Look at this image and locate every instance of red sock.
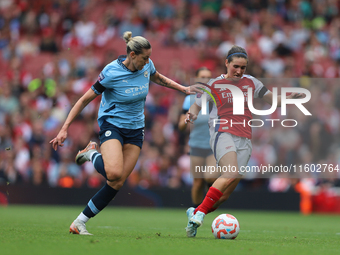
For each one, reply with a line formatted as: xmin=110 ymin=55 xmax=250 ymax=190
xmin=194 ymin=187 xmax=223 ymax=214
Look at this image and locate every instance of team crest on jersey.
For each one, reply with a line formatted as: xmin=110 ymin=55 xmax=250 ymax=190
xmin=144 ymin=71 xmax=148 ymax=77
xmin=98 ymin=72 xmax=105 ymax=82
xmin=242 ymin=85 xmax=249 ymax=90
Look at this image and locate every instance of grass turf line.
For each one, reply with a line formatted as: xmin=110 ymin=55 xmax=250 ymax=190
xmin=0 ymin=205 xmax=339 ymax=255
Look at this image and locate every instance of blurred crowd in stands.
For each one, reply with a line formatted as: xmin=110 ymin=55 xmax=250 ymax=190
xmin=0 ymin=0 xmax=340 ymax=197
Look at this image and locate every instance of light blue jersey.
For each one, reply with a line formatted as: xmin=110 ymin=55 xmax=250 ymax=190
xmin=182 ymin=95 xmax=210 ymax=149
xmin=92 ymin=55 xmax=156 ymax=129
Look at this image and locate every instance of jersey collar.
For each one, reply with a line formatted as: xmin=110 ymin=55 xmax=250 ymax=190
xmin=117 ymin=55 xmax=138 ymax=73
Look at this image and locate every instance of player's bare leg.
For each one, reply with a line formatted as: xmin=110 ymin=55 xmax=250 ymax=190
xmin=186 ymin=151 xmax=239 ymax=237
xmin=70 ymin=141 xmax=140 ymax=235
xmin=190 ymin=155 xmax=206 ymax=205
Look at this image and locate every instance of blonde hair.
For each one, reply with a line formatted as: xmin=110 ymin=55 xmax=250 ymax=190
xmin=123 ymin=31 xmax=151 ymax=55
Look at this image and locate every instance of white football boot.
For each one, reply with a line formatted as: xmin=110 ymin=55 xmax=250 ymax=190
xmin=190 ymin=211 xmax=206 ymax=227
xmin=185 ymin=207 xmax=197 ymax=237
xmin=75 ymin=141 xmax=98 ymax=165
xmin=69 ymin=219 xmax=93 ymax=235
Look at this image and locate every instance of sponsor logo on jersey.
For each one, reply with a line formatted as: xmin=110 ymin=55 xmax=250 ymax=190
xmin=125 ymin=84 xmax=148 ymax=94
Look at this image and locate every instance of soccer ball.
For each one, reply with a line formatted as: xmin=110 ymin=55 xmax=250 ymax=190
xmin=211 ymin=214 xmax=240 ymax=239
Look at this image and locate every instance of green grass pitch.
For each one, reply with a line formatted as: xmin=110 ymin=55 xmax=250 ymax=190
xmin=0 ymin=205 xmax=339 ymax=255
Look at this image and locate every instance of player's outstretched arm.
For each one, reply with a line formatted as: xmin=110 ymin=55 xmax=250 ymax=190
xmin=263 ymin=91 xmax=305 ymax=107
xmin=178 ymin=113 xmax=189 ymax=131
xmin=50 ymin=89 xmax=98 ymax=151
xmin=185 ymin=102 xmax=201 ymax=124
xmin=150 ymin=71 xmax=203 ymax=95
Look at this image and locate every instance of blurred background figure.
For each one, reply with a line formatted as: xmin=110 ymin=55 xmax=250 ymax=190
xmin=178 ymin=67 xmax=218 ymax=207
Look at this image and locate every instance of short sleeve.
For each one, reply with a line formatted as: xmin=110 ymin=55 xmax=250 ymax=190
xmin=91 ymin=81 xmax=106 ymax=95
xmin=149 ymin=59 xmax=156 ymax=76
xmin=182 ymin=95 xmax=191 ymax=111
xmin=97 ymin=65 xmax=114 ymax=89
xmin=195 ymin=88 xmax=213 ymax=107
xmin=253 ymin=77 xmax=269 ymax=98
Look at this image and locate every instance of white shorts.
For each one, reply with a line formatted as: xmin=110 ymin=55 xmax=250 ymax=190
xmin=210 ymin=132 xmax=252 ymax=175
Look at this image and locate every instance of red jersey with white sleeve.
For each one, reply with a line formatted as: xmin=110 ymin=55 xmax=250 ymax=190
xmin=195 ymin=74 xmax=268 ymax=139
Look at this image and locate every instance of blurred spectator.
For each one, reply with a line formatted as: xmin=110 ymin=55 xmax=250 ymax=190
xmin=119 ymin=7 xmax=145 ymax=36
xmin=75 ymin=47 xmax=100 ymax=77
xmin=261 ymin=50 xmax=285 ymax=77
xmin=268 ymin=173 xmax=291 ymax=192
xmin=39 ymin=27 xmax=59 ymax=53
xmin=0 ymin=27 xmax=11 ymax=50
xmin=28 ymin=144 xmax=48 ymax=185
xmin=62 ymin=26 xmax=81 ymax=50
xmin=152 ymin=0 xmax=175 ymax=20
xmin=0 ymin=80 xmax=19 ymax=114
xmin=0 ymin=125 xmax=12 ymax=155
xmin=16 ymin=33 xmax=39 ymax=57
xmin=28 ymin=118 xmax=45 ymax=151
xmin=287 ymin=21 xmax=310 ymax=51
xmin=21 ymin=8 xmax=39 ymax=34
xmin=258 ymin=23 xmax=275 ymax=57
xmin=0 ymin=149 xmax=23 ymax=184
xmin=13 ymin=136 xmax=30 ymax=180
xmin=6 ymin=57 xmax=32 ymax=96
xmin=74 ymin=13 xmax=96 ymax=47
xmin=56 ymin=149 xmax=82 ymax=188
xmin=178 ymin=152 xmax=191 ymax=186
xmin=218 ymin=0 xmax=235 ymax=23
xmin=99 ymin=49 xmax=118 ymax=70
xmin=84 ymin=161 xmax=104 ymax=188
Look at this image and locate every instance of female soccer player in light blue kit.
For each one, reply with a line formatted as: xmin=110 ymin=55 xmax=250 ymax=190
xmin=50 ymin=31 xmax=202 ymax=235
xmin=178 ymin=67 xmax=218 ymax=208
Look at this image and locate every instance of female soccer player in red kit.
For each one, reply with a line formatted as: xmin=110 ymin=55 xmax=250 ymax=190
xmin=184 ymin=45 xmax=304 ymax=237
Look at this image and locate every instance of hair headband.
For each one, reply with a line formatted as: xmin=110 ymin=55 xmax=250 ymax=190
xmin=226 ymin=52 xmax=248 ymax=59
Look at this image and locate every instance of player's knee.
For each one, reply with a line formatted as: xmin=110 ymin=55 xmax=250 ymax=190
xmin=105 ymin=168 xmax=123 ymax=182
xmin=112 ymin=179 xmax=125 ymax=190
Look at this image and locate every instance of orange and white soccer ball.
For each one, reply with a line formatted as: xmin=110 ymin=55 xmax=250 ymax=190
xmin=211 ymin=214 xmax=240 ymax=239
